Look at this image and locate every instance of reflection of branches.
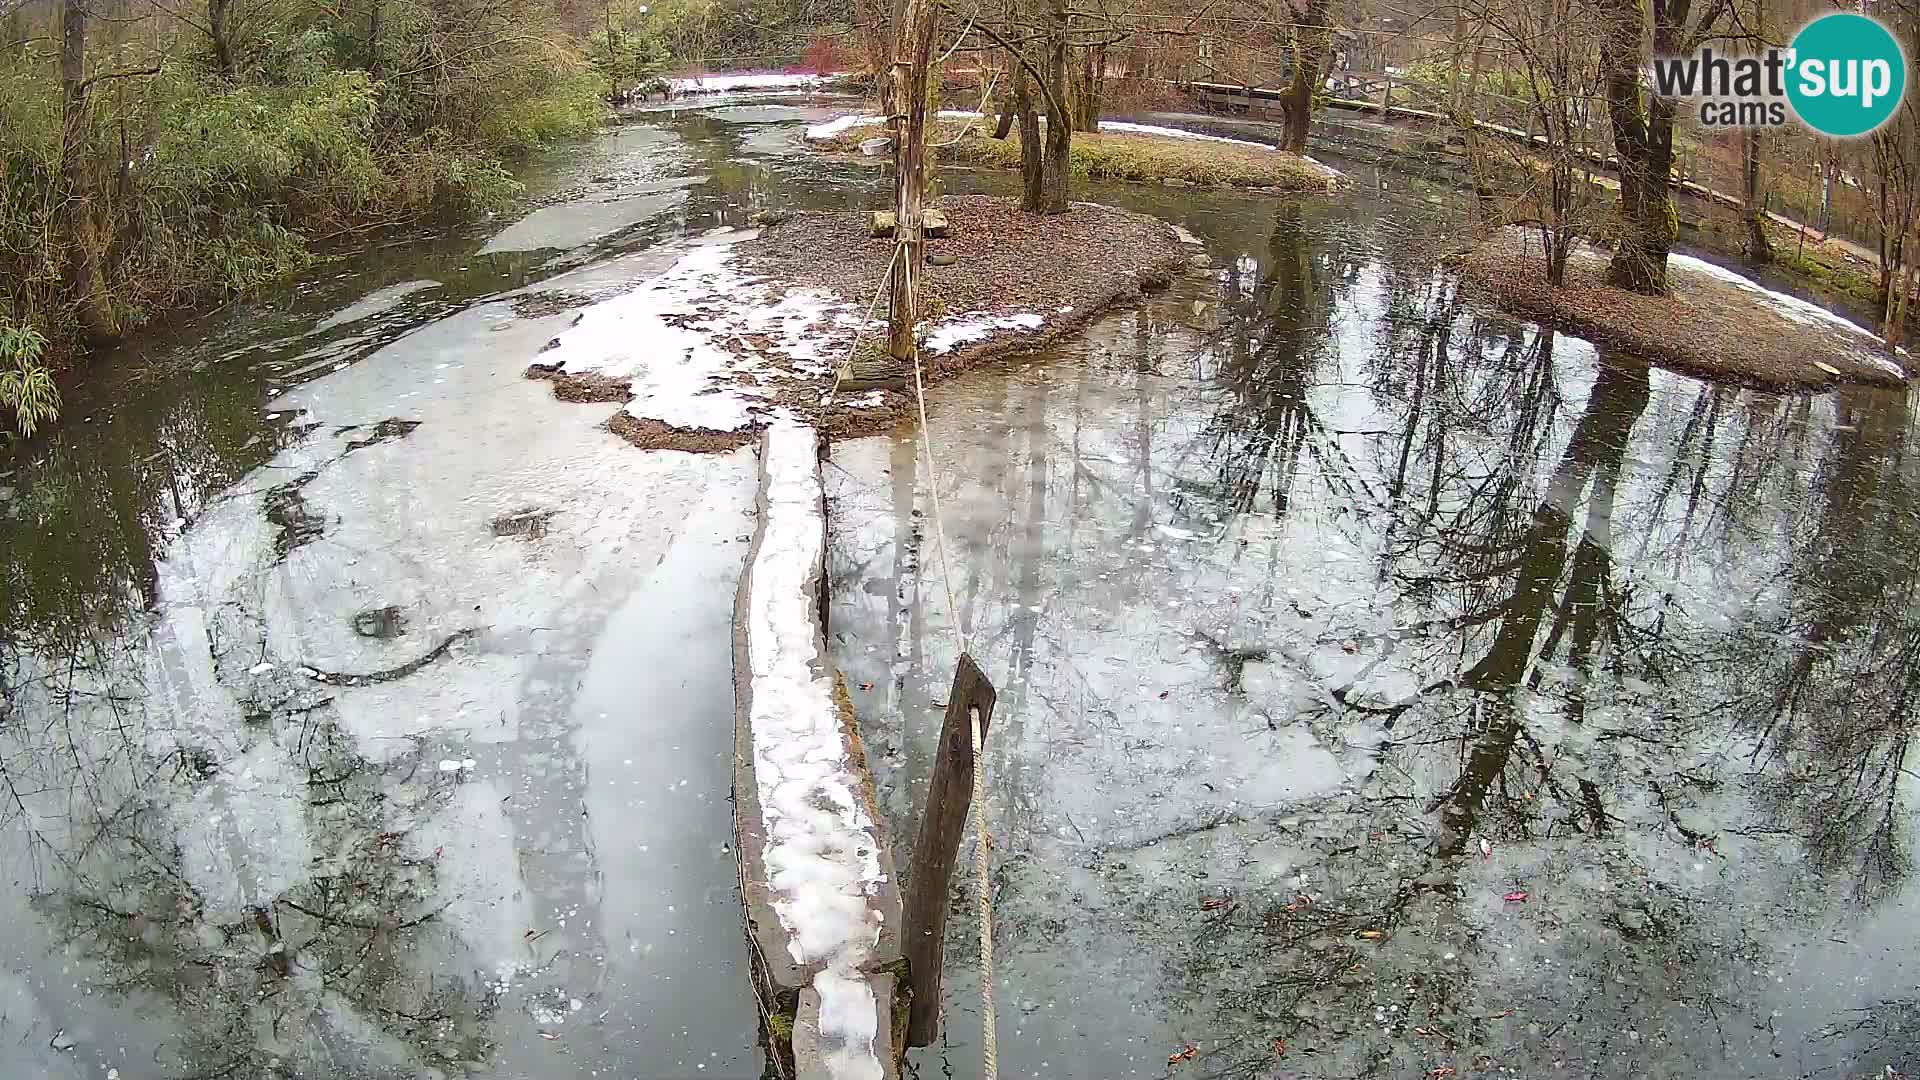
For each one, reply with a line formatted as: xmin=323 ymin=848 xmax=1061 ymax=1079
xmin=1188 ymin=201 xmax=1384 ymax=521
xmin=6 ymin=620 xmax=493 ymax=1077
xmin=1733 ymin=388 xmax=1920 ymax=900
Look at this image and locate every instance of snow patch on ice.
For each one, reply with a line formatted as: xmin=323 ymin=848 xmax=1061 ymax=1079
xmin=747 ymin=419 xmax=887 ymax=1080
xmin=536 ymin=242 xmax=878 ymax=431
xmin=924 ymin=311 xmax=1046 ymax=354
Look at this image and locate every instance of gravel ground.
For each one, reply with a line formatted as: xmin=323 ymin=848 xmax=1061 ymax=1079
xmin=1456 ymin=230 xmax=1909 ymax=389
xmin=742 ymin=195 xmax=1190 ymax=437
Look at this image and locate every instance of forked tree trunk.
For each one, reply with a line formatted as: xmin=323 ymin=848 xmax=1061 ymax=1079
xmin=994 ymin=47 xmax=1017 ymax=138
xmin=1599 ymin=0 xmax=1674 ymax=294
xmin=1071 ymin=44 xmax=1103 ymax=132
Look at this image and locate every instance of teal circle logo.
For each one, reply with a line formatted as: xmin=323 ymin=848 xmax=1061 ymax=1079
xmin=1786 ymin=13 xmax=1907 ymax=137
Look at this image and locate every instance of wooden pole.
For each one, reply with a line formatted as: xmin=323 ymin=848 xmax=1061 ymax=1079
xmin=902 ymin=653 xmax=997 ymax=1048
xmin=887 ymin=0 xmax=936 ymax=364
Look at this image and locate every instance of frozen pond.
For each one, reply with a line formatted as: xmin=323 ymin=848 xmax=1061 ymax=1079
xmin=2 ymin=90 xmax=1912 ymax=1080
xmin=826 ymin=202 xmax=1920 ymax=1079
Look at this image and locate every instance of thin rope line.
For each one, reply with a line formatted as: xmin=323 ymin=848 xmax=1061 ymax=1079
xmin=907 ymin=303 xmax=969 ymax=661
xmin=969 ymin=704 xmax=996 ymax=1080
xmin=826 ymin=244 xmax=905 ymax=404
xmin=906 ymin=285 xmax=993 ymax=1080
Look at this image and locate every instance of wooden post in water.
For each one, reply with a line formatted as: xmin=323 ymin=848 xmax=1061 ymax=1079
xmin=902 ymin=653 xmax=997 ymax=1048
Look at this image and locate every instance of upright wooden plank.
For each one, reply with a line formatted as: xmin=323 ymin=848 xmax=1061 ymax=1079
xmin=901 ymin=653 xmax=997 ymax=1048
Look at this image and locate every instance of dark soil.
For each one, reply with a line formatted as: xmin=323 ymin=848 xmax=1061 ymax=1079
xmin=1456 ymin=230 xmax=1909 ymax=389
xmin=525 ymin=195 xmax=1190 ymax=448
xmin=490 ymin=507 xmax=557 ymax=540
xmin=527 ymin=368 xmax=630 ymax=403
xmin=738 ymin=194 xmax=1187 ymax=438
xmin=607 ymin=413 xmax=757 ymax=453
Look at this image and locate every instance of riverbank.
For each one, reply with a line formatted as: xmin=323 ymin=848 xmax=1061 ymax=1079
xmin=0 ymin=37 xmax=610 ymax=441
xmin=1455 ymin=229 xmax=1908 ymax=389
xmin=808 ymin=116 xmax=1341 ymax=192
xmin=526 ymin=194 xmax=1191 ymax=447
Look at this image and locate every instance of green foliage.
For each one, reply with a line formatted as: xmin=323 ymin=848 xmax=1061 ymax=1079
xmin=590 ymin=12 xmax=672 ymax=98
xmin=0 ymin=319 xmax=58 ymax=438
xmin=0 ymin=0 xmax=615 ymax=380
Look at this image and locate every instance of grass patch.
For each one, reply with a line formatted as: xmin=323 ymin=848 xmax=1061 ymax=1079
xmin=1456 ymin=228 xmax=1907 ymax=389
xmin=817 ymin=120 xmax=1337 ymax=192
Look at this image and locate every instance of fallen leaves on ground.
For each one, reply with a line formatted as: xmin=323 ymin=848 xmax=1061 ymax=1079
xmin=1454 ymin=229 xmax=1907 ymax=390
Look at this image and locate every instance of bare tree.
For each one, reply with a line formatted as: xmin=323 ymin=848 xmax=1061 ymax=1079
xmin=1597 ymin=0 xmax=1732 ymax=295
xmin=1277 ymin=0 xmax=1332 ymax=153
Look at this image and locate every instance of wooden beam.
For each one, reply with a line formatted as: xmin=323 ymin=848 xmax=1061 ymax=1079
xmin=901 ymin=653 xmax=997 ymax=1048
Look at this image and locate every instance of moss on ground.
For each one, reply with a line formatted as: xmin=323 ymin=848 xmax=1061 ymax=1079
xmin=817 ymin=120 xmax=1337 ymax=192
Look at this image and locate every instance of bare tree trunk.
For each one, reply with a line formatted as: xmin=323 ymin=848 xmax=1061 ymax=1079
xmin=1071 ymin=44 xmax=1101 ymax=131
xmin=60 ymin=0 xmax=116 ymax=342
xmin=369 ymin=0 xmax=385 ymax=79
xmin=1448 ymin=2 xmax=1467 ymax=117
xmin=1014 ymin=59 xmax=1043 ymax=210
xmin=1280 ymin=0 xmax=1331 ymax=153
xmin=1743 ymin=128 xmax=1773 ymax=263
xmin=1040 ymin=0 xmax=1071 ymax=212
xmin=870 ymin=0 xmax=903 ymax=116
xmin=994 ymin=45 xmax=1017 ymax=138
xmin=1599 ymin=0 xmax=1673 ymax=294
xmin=1885 ymin=251 xmax=1912 ymax=348
xmin=886 ymin=0 xmax=937 ymax=363
xmin=209 ymin=0 xmax=235 ymax=76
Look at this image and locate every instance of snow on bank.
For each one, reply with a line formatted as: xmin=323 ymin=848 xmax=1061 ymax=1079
xmin=1671 ymin=252 xmax=1908 ymax=380
xmin=925 ymin=311 xmax=1046 ymax=354
xmin=805 ymin=113 xmax=872 ymax=140
xmin=748 ymin=419 xmax=888 ymax=1080
xmin=671 ymin=72 xmax=829 ymax=95
xmin=804 ymin=110 xmax=1343 ymax=178
xmin=535 ymin=236 xmax=877 ymax=431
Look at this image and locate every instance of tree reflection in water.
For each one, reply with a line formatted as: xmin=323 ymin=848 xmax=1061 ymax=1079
xmin=1164 ymin=199 xmax=1920 ymax=1076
